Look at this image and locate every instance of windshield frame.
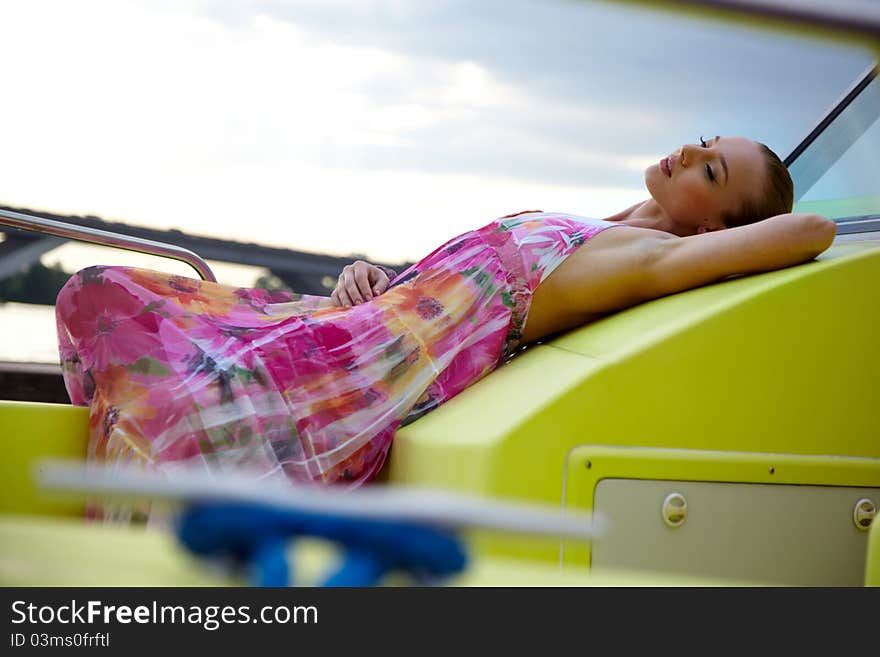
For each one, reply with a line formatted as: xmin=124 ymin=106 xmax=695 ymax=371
xmin=785 ymin=63 xmax=880 ymax=240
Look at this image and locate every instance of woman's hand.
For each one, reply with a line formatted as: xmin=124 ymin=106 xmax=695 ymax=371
xmin=331 ymin=260 xmax=395 ymax=306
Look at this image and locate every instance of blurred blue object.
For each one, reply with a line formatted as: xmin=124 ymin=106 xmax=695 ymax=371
xmin=176 ymin=502 xmax=468 ymax=587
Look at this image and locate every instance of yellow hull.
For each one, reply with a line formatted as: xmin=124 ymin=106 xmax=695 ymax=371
xmin=3 ymin=239 xmax=878 ymax=585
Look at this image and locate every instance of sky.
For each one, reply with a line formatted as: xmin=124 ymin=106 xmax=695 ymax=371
xmin=0 ymin=0 xmax=874 ymax=267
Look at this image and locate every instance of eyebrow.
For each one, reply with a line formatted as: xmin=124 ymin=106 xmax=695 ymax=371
xmin=714 ymin=135 xmax=729 ymax=186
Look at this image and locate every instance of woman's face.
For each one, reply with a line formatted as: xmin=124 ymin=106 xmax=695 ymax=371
xmin=645 ymin=135 xmax=766 ymax=234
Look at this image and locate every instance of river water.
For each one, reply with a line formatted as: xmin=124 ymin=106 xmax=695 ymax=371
xmin=0 ymin=303 xmax=60 ymax=364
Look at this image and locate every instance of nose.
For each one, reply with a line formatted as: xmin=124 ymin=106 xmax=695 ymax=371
xmin=679 ymin=142 xmax=703 ymax=167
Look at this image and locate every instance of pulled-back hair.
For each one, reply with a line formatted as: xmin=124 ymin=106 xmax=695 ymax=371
xmin=722 ymin=143 xmax=793 ymax=228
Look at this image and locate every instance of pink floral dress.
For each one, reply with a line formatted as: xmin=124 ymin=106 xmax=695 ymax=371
xmin=56 ymin=212 xmax=621 ymax=488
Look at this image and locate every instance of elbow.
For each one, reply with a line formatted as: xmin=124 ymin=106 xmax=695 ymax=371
xmin=804 ymin=213 xmax=837 ymax=254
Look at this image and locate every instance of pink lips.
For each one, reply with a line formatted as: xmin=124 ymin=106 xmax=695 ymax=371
xmin=660 ymin=155 xmax=675 ymax=178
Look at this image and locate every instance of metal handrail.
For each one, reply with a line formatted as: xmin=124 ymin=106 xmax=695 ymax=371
xmin=0 ymin=208 xmax=217 ymax=282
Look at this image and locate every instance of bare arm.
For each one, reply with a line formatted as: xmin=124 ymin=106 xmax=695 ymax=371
xmin=643 ymin=213 xmax=837 ymax=299
xmin=473 ymin=213 xmax=834 ymax=344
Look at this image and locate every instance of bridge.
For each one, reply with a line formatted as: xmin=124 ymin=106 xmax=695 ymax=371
xmin=0 ymin=204 xmax=410 ymax=296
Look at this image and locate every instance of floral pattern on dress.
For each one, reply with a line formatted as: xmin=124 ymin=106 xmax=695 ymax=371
xmin=56 ymin=212 xmax=620 ymax=496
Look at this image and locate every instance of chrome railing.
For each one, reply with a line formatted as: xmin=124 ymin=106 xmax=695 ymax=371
xmin=0 ymin=208 xmax=217 ymax=282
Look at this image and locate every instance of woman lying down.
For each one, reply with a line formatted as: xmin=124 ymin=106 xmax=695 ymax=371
xmin=55 ymin=135 xmax=835 ymax=511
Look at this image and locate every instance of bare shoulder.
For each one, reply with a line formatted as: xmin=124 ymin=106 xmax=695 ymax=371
xmin=561 ymin=224 xmax=677 ymax=277
xmin=539 ymin=225 xmax=671 ymax=307
xmin=587 ymin=223 xmax=676 ymax=247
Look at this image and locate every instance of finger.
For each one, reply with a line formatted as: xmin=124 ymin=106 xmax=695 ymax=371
xmin=343 ymin=271 xmax=364 ymax=304
xmin=372 ymin=270 xmax=390 ymax=295
xmin=353 ymin=263 xmax=373 ymax=301
xmin=336 ymin=274 xmax=353 ymax=307
xmin=331 ymin=289 xmax=347 ymax=307
xmin=337 ymin=287 xmax=353 ymax=307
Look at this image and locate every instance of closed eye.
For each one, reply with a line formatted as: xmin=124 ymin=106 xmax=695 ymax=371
xmin=699 ymin=136 xmax=716 ymax=183
xmin=705 ymin=163 xmax=716 ymax=183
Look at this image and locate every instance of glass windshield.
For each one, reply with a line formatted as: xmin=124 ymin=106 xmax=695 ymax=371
xmin=790 ymin=67 xmax=880 ymax=222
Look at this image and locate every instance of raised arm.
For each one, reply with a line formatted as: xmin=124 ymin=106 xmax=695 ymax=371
xmin=644 ymin=213 xmax=837 ymax=299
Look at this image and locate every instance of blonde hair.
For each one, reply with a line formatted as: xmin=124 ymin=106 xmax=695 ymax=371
xmin=722 ymin=143 xmax=794 ymax=228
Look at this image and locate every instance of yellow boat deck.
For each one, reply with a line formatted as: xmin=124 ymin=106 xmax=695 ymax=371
xmin=2 ymin=239 xmax=879 ymax=585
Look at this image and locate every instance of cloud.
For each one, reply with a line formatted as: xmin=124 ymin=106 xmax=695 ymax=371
xmin=0 ymin=0 xmax=873 ymax=264
xmin=196 ymin=0 xmax=873 ymax=162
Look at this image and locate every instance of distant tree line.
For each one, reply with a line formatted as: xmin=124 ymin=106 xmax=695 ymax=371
xmin=0 ymin=263 xmax=301 ymax=305
xmin=0 ymin=263 xmax=73 ymax=305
